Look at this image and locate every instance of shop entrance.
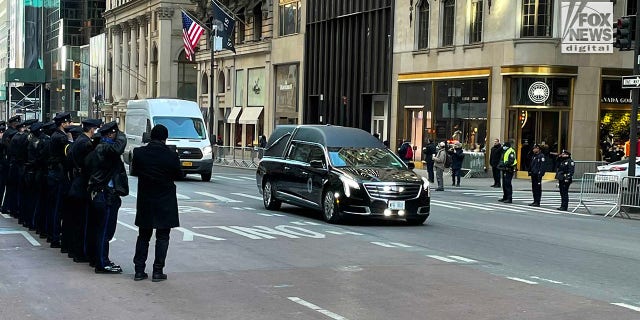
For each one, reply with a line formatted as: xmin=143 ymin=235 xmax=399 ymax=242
xmin=508 ymin=109 xmax=569 ymax=172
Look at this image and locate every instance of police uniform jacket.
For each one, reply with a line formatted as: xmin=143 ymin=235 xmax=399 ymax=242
xmin=85 ymin=132 xmax=129 ymax=196
xmin=67 ymin=134 xmax=95 ymax=199
xmin=555 ymin=157 xmax=575 ymax=182
xmin=130 ymin=140 xmax=182 ymax=229
xmin=48 ymin=129 xmax=69 ymax=166
xmin=10 ymin=132 xmax=29 ymax=164
xmin=528 ymin=153 xmax=546 ymax=177
xmin=3 ymin=127 xmax=18 ymax=160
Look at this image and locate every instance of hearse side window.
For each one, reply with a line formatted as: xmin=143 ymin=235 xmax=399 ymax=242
xmin=288 ymin=143 xmax=311 ymax=163
xmin=308 ymin=145 xmax=326 ymax=168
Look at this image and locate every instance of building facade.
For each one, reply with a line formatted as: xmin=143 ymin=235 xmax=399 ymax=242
xmin=393 ymin=0 xmax=635 ymax=170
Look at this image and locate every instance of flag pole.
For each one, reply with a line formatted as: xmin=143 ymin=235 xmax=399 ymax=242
xmin=209 ymin=26 xmax=217 ymax=144
xmin=179 ymin=7 xmax=212 ymax=32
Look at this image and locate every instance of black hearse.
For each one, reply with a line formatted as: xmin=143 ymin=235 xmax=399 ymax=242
xmin=256 ymin=125 xmax=430 ymax=225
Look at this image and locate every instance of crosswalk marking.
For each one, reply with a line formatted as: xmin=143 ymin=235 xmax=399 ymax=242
xmin=231 ymin=192 xmax=264 ymax=200
xmin=176 ymin=193 xmax=190 ymax=200
xmin=448 ymin=255 xmax=478 ymax=263
xmin=429 ymin=200 xmax=462 ymax=209
xmin=371 ymin=241 xmax=412 ymax=248
xmin=291 ymin=221 xmax=321 ymax=226
xmin=1 ymin=213 xmax=10 ymax=219
xmin=239 ymin=176 xmax=255 ymax=181
xmin=427 ymin=255 xmax=477 ymax=263
xmin=215 ymin=175 xmax=244 ymax=181
xmin=611 ymin=303 xmax=640 ymax=312
xmin=507 ymin=277 xmax=538 ymax=285
xmin=459 ymin=201 xmax=525 ymax=213
xmin=427 ymin=255 xmax=457 ymax=263
xmin=117 ymin=221 xmax=138 ymax=231
xmin=194 ymin=192 xmax=242 ymax=203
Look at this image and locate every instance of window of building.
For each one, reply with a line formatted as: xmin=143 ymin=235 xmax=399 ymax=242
xmin=202 ymin=73 xmax=208 ymax=94
xmin=509 ymin=77 xmax=571 ymax=107
xmin=236 ymin=11 xmax=245 ymax=44
xmin=417 ymin=0 xmax=429 ymax=49
xmin=218 ymin=70 xmax=225 ymax=94
xmin=441 ymin=0 xmax=455 ymax=46
xmin=253 ymin=3 xmax=263 ymax=41
xmin=521 ymin=0 xmax=553 ymax=37
xmin=279 ymin=0 xmax=301 ymax=36
xmin=177 ymin=50 xmax=197 ymax=101
xmin=469 ymin=0 xmax=483 ymax=43
xmin=628 ymin=0 xmax=637 ymax=15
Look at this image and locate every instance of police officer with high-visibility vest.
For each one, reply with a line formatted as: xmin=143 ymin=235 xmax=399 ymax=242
xmin=498 ymin=140 xmax=517 ymax=203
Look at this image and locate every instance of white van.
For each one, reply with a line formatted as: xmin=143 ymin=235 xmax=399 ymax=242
xmin=125 ymin=98 xmax=213 ymax=181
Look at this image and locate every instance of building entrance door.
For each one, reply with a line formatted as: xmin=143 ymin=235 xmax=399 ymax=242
xmin=508 ymin=109 xmax=569 ymax=172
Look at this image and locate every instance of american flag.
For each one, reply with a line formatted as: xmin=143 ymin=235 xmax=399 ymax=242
xmin=181 ymin=11 xmax=205 ymax=61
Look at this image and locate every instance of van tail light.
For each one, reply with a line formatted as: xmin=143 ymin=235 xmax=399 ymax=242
xmin=610 ymin=166 xmax=626 ymax=171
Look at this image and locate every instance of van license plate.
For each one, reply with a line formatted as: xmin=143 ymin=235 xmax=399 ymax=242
xmin=182 ymin=162 xmax=193 ymax=167
xmin=389 ymin=201 xmax=405 ymax=210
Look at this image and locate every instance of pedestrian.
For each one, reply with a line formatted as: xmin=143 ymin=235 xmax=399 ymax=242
xmin=9 ymin=119 xmax=33 ymax=225
xmin=498 ymin=140 xmax=517 ymax=203
xmin=432 ymin=141 xmax=447 ymax=191
xmin=15 ymin=119 xmax=38 ymax=228
xmin=449 ymin=142 xmax=465 ymax=187
xmin=373 ymin=132 xmax=380 ymax=140
xmin=528 ymin=144 xmax=546 ymax=207
xmin=555 ymin=150 xmax=575 ymax=211
xmin=130 ymin=125 xmax=182 ymax=282
xmin=47 ymin=112 xmax=73 ymax=250
xmin=86 ymin=121 xmax=128 ymax=274
xmin=66 ymin=119 xmax=102 ymax=263
xmin=1 ymin=115 xmax=20 ymax=216
xmin=422 ymin=139 xmax=436 ymax=183
xmin=36 ymin=122 xmax=56 ymax=239
xmin=489 ymin=138 xmax=502 ymax=188
xmin=398 ymin=139 xmax=413 ymax=163
xmin=26 ymin=122 xmax=47 ymax=235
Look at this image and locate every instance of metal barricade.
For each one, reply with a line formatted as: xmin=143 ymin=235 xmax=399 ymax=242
xmin=213 ymin=145 xmax=261 ymax=169
xmin=616 ymin=176 xmax=640 ymax=219
xmin=572 ymin=161 xmax=607 ymax=180
xmin=462 ymin=151 xmax=486 ymax=178
xmin=572 ymin=173 xmax=621 ymax=216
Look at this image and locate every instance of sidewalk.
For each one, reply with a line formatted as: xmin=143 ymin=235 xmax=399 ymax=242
xmin=413 ymin=169 xmax=581 ymax=193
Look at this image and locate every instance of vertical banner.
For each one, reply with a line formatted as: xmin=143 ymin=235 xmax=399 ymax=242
xmin=212 ymin=0 xmax=236 ymax=53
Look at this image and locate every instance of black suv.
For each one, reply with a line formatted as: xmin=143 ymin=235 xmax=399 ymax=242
xmin=256 ymin=125 xmax=431 ymax=225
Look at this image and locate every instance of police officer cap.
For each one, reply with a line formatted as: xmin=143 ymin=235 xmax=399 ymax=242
xmin=30 ymin=122 xmax=44 ymax=133
xmin=54 ymin=112 xmax=72 ymax=124
xmin=44 ymin=121 xmax=56 ymax=131
xmin=81 ymin=118 xmax=102 ymax=129
xmin=532 ymin=144 xmax=541 ymax=149
xmin=22 ymin=119 xmax=38 ymax=127
xmin=561 ymin=149 xmax=571 ymax=156
xmin=69 ymin=125 xmax=83 ymax=135
xmin=0 ymin=121 xmax=5 ymax=127
xmin=8 ymin=115 xmax=21 ymax=123
xmin=98 ymin=121 xmax=119 ymax=134
xmin=0 ymin=125 xmax=6 ymax=133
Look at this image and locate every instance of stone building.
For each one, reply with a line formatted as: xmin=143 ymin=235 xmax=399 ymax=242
xmin=392 ymin=0 xmax=635 ymax=171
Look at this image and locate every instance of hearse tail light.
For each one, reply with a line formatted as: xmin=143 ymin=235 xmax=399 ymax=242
xmin=339 ymin=175 xmax=360 ymax=197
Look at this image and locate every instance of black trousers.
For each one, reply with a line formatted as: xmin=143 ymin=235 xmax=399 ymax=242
xmin=426 ymin=161 xmax=435 ymax=183
xmin=68 ymin=196 xmax=89 ymax=258
xmin=47 ymin=168 xmax=67 ymax=244
xmin=92 ymin=190 xmax=121 ymax=269
xmin=502 ymin=170 xmax=514 ymax=200
xmin=133 ymin=228 xmax=171 ymax=273
xmin=491 ymin=166 xmax=501 ymax=186
xmin=531 ymin=175 xmax=543 ymax=204
xmin=559 ymin=180 xmax=571 ymax=209
xmin=0 ymin=161 xmax=7 ymax=211
xmin=4 ymin=162 xmax=18 ymax=216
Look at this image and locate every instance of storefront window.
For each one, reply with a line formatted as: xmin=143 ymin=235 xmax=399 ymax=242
xmin=397 ymin=82 xmax=432 ymax=158
xmin=279 ymin=0 xmax=301 ymax=36
xmin=275 ymin=63 xmax=299 ymax=124
xmin=510 ymin=77 xmax=571 ymax=107
xmin=600 ymin=110 xmax=640 ymax=162
xmin=434 ymin=79 xmax=488 ymax=151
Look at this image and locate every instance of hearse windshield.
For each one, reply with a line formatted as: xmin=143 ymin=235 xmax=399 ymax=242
xmin=153 ymin=117 xmax=207 ymax=139
xmin=328 ymin=147 xmax=405 ymax=169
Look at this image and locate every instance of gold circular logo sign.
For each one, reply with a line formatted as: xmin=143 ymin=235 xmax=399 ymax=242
xmin=528 ymin=81 xmax=550 ymax=104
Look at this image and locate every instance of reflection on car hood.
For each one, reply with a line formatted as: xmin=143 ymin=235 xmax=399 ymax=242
xmin=340 ymin=167 xmax=421 ymax=183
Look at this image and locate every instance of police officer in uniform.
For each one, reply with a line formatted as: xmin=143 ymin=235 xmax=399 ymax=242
xmin=86 ymin=121 xmax=128 ymax=274
xmin=498 ymin=140 xmax=517 ymax=203
xmin=528 ymin=144 xmax=546 ymax=207
xmin=556 ymin=150 xmax=575 ymax=211
xmin=25 ymin=122 xmax=45 ymax=230
xmin=12 ymin=119 xmax=37 ymax=227
xmin=67 ymin=119 xmax=102 ymax=263
xmin=47 ymin=112 xmax=73 ymax=248
xmin=2 ymin=115 xmax=21 ymax=215
xmin=0 ymin=121 xmax=7 ymax=208
xmin=37 ymin=121 xmax=56 ymax=238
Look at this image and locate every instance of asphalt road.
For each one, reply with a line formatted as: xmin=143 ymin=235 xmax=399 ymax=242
xmin=1 ymin=166 xmax=639 ymax=319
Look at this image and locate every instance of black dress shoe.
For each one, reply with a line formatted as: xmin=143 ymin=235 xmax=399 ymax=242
xmin=498 ymin=198 xmax=505 ymax=202
xmin=89 ymin=261 xmax=96 ymax=268
xmin=493 ymin=185 xmax=501 ymax=188
xmin=556 ymin=207 xmax=568 ymax=211
xmin=152 ymin=273 xmax=167 ymax=282
xmin=73 ymin=256 xmax=89 ymax=263
xmin=503 ymin=200 xmax=512 ymax=203
xmin=60 ymin=247 xmax=69 ymax=254
xmin=528 ymin=202 xmax=540 ymax=207
xmin=95 ymin=265 xmax=123 ymax=274
xmin=50 ymin=241 xmax=61 ymax=248
xmin=134 ymin=272 xmax=149 ymax=281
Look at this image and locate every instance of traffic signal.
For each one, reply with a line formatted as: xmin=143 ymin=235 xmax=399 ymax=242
xmin=616 ymin=16 xmax=635 ymax=51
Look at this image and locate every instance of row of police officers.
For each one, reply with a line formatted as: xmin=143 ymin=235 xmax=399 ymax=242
xmin=0 ymin=113 xmax=128 ymax=274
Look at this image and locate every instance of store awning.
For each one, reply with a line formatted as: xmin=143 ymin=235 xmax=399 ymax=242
xmin=225 ymin=106 xmax=242 ymax=123
xmin=238 ymin=107 xmax=264 ymax=124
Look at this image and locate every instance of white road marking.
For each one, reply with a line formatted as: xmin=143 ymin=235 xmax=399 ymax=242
xmin=325 ymin=231 xmax=364 ymax=236
xmin=178 ymin=206 xmax=214 ymax=214
xmin=0 ymin=230 xmax=40 ymax=246
xmin=231 ymin=192 xmax=264 ymax=200
xmin=389 ymin=242 xmax=412 ymax=248
xmin=215 ymin=175 xmax=244 ymax=181
xmin=427 ymin=255 xmax=457 ymax=263
xmin=194 ymin=192 xmax=242 ymax=203
xmin=291 ymin=221 xmax=321 ymax=226
xmin=433 ymin=200 xmax=492 ymax=211
xmin=117 ymin=221 xmax=138 ymax=231
xmin=507 ymin=277 xmax=538 ymax=284
xmin=611 ymin=303 xmax=640 ymax=312
xmin=109 ymin=238 xmax=116 ymax=243
xmin=448 ymin=255 xmax=478 ymax=263
xmin=456 ymin=201 xmax=524 ymax=213
xmin=239 ymin=176 xmax=255 ymax=180
xmin=176 ymin=193 xmax=190 ymax=200
xmin=429 ymin=200 xmax=462 ymax=209
xmin=287 ymin=297 xmax=350 ymax=320
xmin=1 ymin=213 xmax=10 ymax=219
xmin=371 ymin=242 xmax=396 ymax=248
xmin=127 ymin=190 xmax=137 ymax=198
xmin=529 ymin=276 xmax=564 ymax=284
xmin=174 ymin=227 xmax=226 ymax=241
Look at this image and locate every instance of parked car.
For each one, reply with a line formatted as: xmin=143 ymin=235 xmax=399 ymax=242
xmin=256 ymin=125 xmax=431 ymax=225
xmin=595 ymin=159 xmax=640 ymax=190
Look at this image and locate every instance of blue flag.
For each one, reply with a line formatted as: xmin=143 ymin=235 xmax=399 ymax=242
xmin=212 ymin=0 xmax=236 ymax=53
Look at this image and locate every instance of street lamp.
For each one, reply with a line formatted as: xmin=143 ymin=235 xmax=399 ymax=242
xmin=67 ymin=59 xmax=101 ymax=119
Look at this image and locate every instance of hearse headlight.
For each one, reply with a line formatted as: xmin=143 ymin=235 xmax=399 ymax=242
xmin=339 ymin=175 xmax=360 ymax=197
xmin=203 ymin=146 xmax=213 ymax=155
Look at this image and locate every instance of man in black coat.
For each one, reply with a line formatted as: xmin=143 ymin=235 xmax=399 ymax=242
xmin=66 ymin=119 xmax=102 ymax=263
xmin=422 ymin=139 xmax=436 ymax=183
xmin=26 ymin=122 xmax=48 ymax=234
xmin=489 ymin=138 xmax=503 ymax=188
xmin=130 ymin=124 xmax=182 ymax=282
xmin=528 ymin=144 xmax=546 ymax=207
xmin=86 ymin=121 xmax=128 ymax=274
xmin=2 ymin=115 xmax=20 ymax=215
xmin=47 ymin=112 xmax=73 ymax=249
xmin=0 ymin=121 xmax=7 ymax=210
xmin=12 ymin=119 xmax=37 ymax=227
